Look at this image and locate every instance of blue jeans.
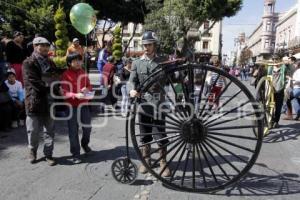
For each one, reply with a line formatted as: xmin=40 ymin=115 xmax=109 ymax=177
xmin=121 ymin=84 xmax=129 ymax=114
xmin=292 ymin=88 xmax=300 ymax=116
xmin=67 ymin=106 xmax=91 ymax=156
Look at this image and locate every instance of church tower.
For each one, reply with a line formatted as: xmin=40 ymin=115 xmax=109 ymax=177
xmin=261 ymin=0 xmax=278 ymax=57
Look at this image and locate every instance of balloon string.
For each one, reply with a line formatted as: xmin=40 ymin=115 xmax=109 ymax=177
xmin=85 ymin=34 xmax=88 ymax=87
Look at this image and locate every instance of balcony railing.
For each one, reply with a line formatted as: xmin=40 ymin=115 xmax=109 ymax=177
xmin=196 ymin=49 xmax=212 ymax=54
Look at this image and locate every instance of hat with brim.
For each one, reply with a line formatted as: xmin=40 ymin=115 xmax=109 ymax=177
xmin=142 ymin=39 xmax=157 ymax=45
xmin=33 ymin=37 xmax=50 ymax=45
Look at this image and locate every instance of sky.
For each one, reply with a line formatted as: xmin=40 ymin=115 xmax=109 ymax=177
xmin=222 ymin=0 xmax=298 ymax=55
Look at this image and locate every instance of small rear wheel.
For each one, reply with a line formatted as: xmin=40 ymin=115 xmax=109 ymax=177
xmin=111 ymin=158 xmax=138 ymax=185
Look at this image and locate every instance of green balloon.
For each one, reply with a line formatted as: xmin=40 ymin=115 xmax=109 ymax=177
xmin=70 ymin=3 xmax=96 ymax=35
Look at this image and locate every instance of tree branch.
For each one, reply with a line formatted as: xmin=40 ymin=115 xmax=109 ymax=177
xmin=123 ymin=23 xmax=137 ymax=55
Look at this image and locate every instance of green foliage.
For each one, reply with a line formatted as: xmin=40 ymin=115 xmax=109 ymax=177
xmin=0 ymin=0 xmax=57 ymax=39
xmin=144 ymin=0 xmax=242 ymax=54
xmin=113 ymin=50 xmax=122 ymax=60
xmin=52 ymin=56 xmax=67 ymax=68
xmin=0 ymin=0 xmax=81 ymax=40
xmin=54 ymin=5 xmax=69 ymax=58
xmin=112 ymin=25 xmax=123 ymax=60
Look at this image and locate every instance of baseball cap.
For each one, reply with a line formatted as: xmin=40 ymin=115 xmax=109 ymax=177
xmin=32 ymin=37 xmax=50 ymax=45
xmin=7 ymin=68 xmax=16 ymax=76
xmin=73 ymin=38 xmax=79 ymax=43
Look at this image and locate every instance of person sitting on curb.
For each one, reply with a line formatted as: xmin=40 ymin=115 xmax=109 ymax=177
xmin=5 ymin=68 xmax=25 ymax=128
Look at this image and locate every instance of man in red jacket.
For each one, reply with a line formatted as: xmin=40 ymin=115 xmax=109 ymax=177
xmin=61 ymin=52 xmax=93 ymax=164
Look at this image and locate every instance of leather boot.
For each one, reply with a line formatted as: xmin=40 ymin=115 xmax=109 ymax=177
xmin=159 ymin=147 xmax=171 ymax=177
xmin=139 ymin=144 xmax=151 ymax=174
xmin=283 ymin=107 xmax=293 ymax=120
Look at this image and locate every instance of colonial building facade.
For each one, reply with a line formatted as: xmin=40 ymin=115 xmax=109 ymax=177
xmin=236 ymin=0 xmax=300 ymax=64
xmin=195 ymin=21 xmax=223 ymax=62
xmin=96 ymin=20 xmax=222 ymax=59
xmin=245 ymin=0 xmax=279 ymax=62
xmin=275 ymin=0 xmax=300 ymax=57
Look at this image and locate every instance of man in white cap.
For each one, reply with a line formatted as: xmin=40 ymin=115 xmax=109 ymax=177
xmin=66 ymin=38 xmax=84 ymax=59
xmin=22 ymin=37 xmax=57 ymax=166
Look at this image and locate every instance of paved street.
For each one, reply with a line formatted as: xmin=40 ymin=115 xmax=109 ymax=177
xmin=1 ymin=75 xmax=300 ymax=200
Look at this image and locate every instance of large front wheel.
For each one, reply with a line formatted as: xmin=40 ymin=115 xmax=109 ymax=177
xmin=129 ymin=63 xmax=264 ymax=193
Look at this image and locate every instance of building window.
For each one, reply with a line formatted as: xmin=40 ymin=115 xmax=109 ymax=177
xmin=123 ymin=40 xmax=128 ymax=47
xmin=264 ymin=39 xmax=270 ymax=48
xmin=272 ymin=40 xmax=275 ymax=48
xmin=134 ymin=40 xmax=139 ymax=49
xmin=202 ymin=41 xmax=209 ymax=49
xmin=266 ymin=21 xmax=271 ymax=31
xmin=204 ymin=21 xmax=210 ymax=29
xmin=268 ymin=3 xmax=273 ymax=13
xmin=123 ymin=24 xmax=128 ymax=31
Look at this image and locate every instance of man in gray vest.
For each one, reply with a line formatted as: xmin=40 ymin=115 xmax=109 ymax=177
xmin=128 ymin=31 xmax=171 ymax=177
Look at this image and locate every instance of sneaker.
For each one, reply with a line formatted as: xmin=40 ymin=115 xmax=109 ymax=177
xmin=12 ymin=121 xmax=18 ymax=128
xmin=29 ymin=149 xmax=37 ymax=164
xmin=45 ymin=156 xmax=56 ymax=166
xmin=82 ymin=145 xmax=92 ymax=154
xmin=19 ymin=120 xmax=25 ymax=126
xmin=70 ymin=156 xmax=82 ymax=164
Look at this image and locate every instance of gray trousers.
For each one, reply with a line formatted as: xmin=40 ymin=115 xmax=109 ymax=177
xmin=26 ymin=115 xmax=55 ymax=157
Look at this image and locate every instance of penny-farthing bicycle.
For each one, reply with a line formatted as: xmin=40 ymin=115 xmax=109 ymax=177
xmin=111 ymin=61 xmax=264 ymax=193
xmin=255 ymin=74 xmax=275 ymax=136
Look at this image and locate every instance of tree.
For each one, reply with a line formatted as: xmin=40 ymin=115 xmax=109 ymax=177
xmin=54 ymin=5 xmax=69 ymax=57
xmin=87 ymin=0 xmax=147 ymax=24
xmin=53 ymin=5 xmax=69 ymax=68
xmin=0 ymin=0 xmax=80 ymax=41
xmin=0 ymin=0 xmax=54 ymax=39
xmin=112 ymin=25 xmax=122 ymax=61
xmin=143 ymin=0 xmax=242 ymax=55
xmin=239 ymin=48 xmax=253 ymax=66
xmin=143 ymin=1 xmax=176 ymax=54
